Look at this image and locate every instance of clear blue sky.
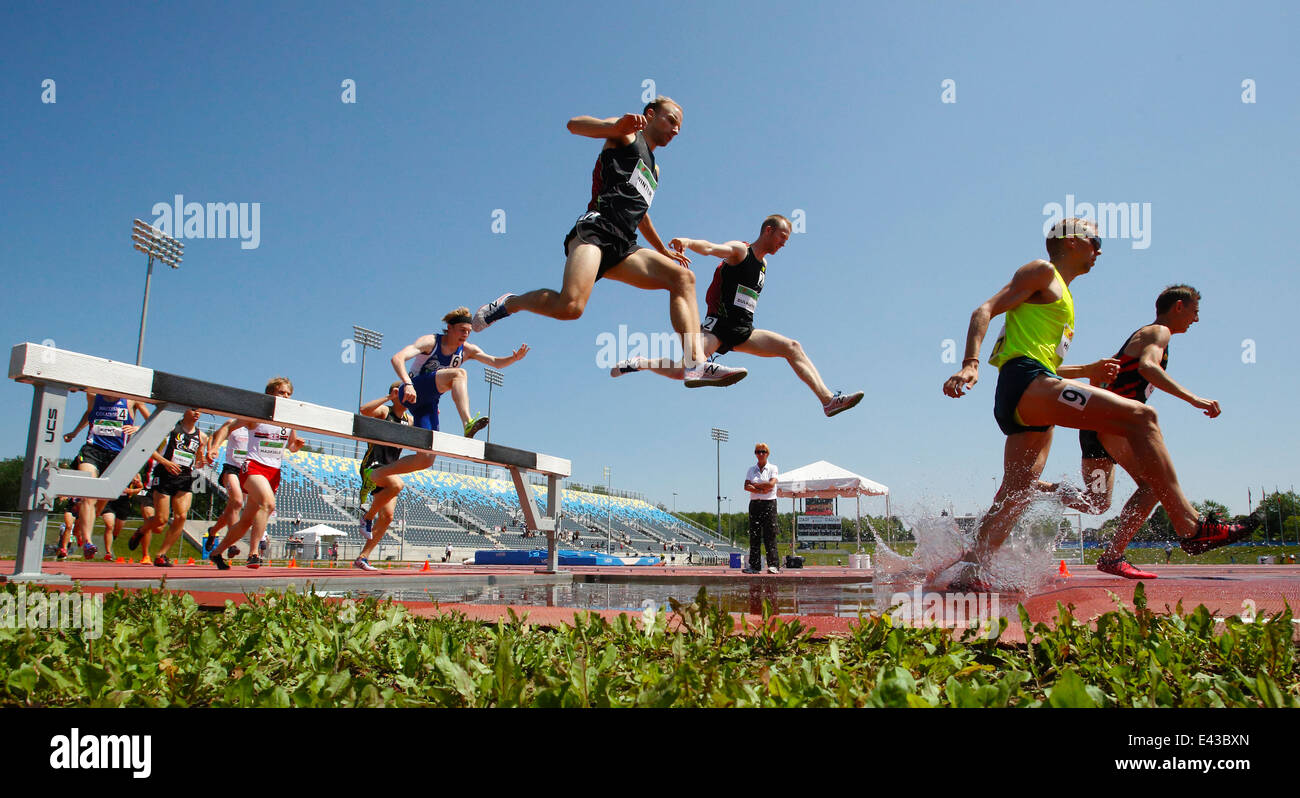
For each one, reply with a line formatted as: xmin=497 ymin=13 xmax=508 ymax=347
xmin=2 ymin=1 xmax=1296 ymax=523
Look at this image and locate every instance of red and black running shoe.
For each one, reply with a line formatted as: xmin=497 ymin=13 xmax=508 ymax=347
xmin=1096 ymin=557 xmax=1158 ymax=579
xmin=1179 ymin=510 xmax=1262 ymax=555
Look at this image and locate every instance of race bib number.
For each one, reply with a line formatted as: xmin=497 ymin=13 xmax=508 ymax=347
xmin=989 ymin=324 xmax=1007 ymax=361
xmin=92 ymin=420 xmax=123 ymax=438
xmin=1055 ymin=326 xmax=1075 ymax=361
xmin=173 ymin=449 xmax=195 ymax=469
xmin=629 ymin=159 xmax=657 ymax=206
xmin=733 ymin=285 xmax=759 ymax=313
xmin=702 ymin=316 xmax=718 ymax=332
xmin=1057 ymin=385 xmax=1091 ymax=410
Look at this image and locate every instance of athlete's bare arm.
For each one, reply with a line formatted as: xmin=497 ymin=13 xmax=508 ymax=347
xmin=943 ymin=260 xmax=1056 ymax=397
xmin=670 ymin=238 xmax=748 ymax=264
xmin=1128 ymin=325 xmax=1220 ymax=416
xmin=639 ymin=215 xmax=691 ymax=268
xmin=567 ymin=114 xmax=643 ymax=145
xmin=287 ymin=430 xmax=305 ymax=453
xmin=463 ymin=342 xmax=530 ymax=369
xmin=390 ymin=337 xmax=435 ymax=404
xmin=1056 ymin=359 xmax=1122 ymax=382
xmin=63 ymin=394 xmax=95 ymax=442
xmin=360 ymin=395 xmax=395 ymax=419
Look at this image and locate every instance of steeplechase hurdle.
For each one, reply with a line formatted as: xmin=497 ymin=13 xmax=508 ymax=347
xmin=6 ymin=342 xmax=571 ymax=582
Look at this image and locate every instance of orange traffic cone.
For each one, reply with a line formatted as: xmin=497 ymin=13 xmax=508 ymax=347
xmin=288 ymin=558 xmax=297 ymax=568
xmin=420 ymin=560 xmax=430 ymax=572
xmin=116 ymin=556 xmax=126 ymax=564
xmin=1059 ymin=559 xmax=1072 ymax=577
xmin=186 ymin=557 xmax=195 ymax=566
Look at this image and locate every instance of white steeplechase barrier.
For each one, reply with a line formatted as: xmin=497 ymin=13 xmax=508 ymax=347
xmin=6 ymin=343 xmax=571 ymax=581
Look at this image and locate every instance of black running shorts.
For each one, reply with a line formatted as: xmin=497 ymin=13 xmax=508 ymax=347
xmin=564 ymin=213 xmax=640 ymax=279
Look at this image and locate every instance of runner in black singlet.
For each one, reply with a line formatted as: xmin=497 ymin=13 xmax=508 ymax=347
xmin=470 ymin=97 xmax=745 ymax=388
xmin=609 ymin=215 xmax=864 ymax=416
xmin=1037 ymin=285 xmax=1225 ymax=578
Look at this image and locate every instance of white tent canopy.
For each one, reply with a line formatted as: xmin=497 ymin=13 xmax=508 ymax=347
xmin=774 ymin=460 xmax=890 ymax=556
xmin=775 ymin=460 xmax=888 ymax=499
xmin=299 ymin=523 xmax=347 ymax=539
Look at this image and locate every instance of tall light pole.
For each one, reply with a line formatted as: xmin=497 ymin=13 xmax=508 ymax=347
xmin=484 ymin=368 xmax=504 ymax=443
xmin=711 ymin=427 xmax=728 ymax=539
xmin=724 ymin=496 xmax=733 ymax=545
xmin=351 ymin=325 xmax=384 ymax=458
xmin=603 ymin=465 xmax=612 ymax=554
xmin=672 ymin=491 xmax=678 ymax=513
xmin=131 ymin=219 xmax=183 ymax=365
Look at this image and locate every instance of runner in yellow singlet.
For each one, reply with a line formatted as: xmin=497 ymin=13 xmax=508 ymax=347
xmin=938 ymin=217 xmax=1260 ymax=589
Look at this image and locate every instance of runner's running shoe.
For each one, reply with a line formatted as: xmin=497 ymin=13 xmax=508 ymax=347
xmin=472 ymin=294 xmax=515 ymax=332
xmin=1179 ymin=510 xmax=1262 ymax=555
xmin=211 ymin=551 xmax=230 ymax=571
xmin=610 ymin=358 xmax=648 ymax=377
xmin=127 ymin=531 xmax=143 ymax=550
xmin=246 ymin=554 xmax=262 ymax=569
xmin=353 ymin=557 xmax=377 ymax=572
xmin=153 ymin=555 xmax=173 ymax=568
xmin=82 ymin=542 xmax=97 ymax=559
xmin=1096 ymin=557 xmax=1157 ymax=579
xmin=359 ymin=518 xmax=373 ymax=540
xmin=823 ymin=390 xmax=865 ymax=417
xmin=464 ymin=414 xmax=489 ymax=438
xmin=55 ymin=548 xmax=68 ymax=561
xmin=683 ymin=362 xmax=747 ymax=388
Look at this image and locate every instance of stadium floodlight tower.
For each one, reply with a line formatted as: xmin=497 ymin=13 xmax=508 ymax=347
xmin=351 ymin=325 xmax=384 ymax=457
xmin=131 ymin=219 xmax=184 ymax=366
xmin=710 ymin=427 xmax=728 ymax=539
xmin=484 ymin=367 xmax=504 ymax=443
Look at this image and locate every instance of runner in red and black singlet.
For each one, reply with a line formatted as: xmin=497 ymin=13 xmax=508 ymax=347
xmin=1037 ymin=284 xmax=1233 ymax=579
xmin=470 ymin=97 xmax=745 ymax=388
xmin=610 ymin=215 xmax=864 ymax=417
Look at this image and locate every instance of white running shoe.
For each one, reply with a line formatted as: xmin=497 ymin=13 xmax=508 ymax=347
xmin=767 ymin=566 xmax=781 ymax=574
xmin=610 ymin=358 xmax=648 ymax=377
xmin=352 ymin=557 xmax=377 ymax=572
xmin=683 ymin=362 xmax=747 ymax=388
xmin=359 ymin=518 xmax=372 ymax=540
xmin=472 ymin=293 xmax=516 ymax=332
xmin=823 ymin=390 xmax=865 ymax=417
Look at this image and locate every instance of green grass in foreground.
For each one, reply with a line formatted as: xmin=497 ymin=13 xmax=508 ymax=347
xmin=1 ymin=584 xmax=1295 ymax=707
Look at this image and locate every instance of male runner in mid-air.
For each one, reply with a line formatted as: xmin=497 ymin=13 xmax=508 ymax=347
xmin=609 ymin=214 xmax=865 ymax=416
xmin=937 ymin=218 xmax=1257 ymax=589
xmin=362 ymin=309 xmax=528 ymax=504
xmin=471 ymin=96 xmax=746 ymax=388
xmin=1036 ymin=285 xmax=1222 ymax=579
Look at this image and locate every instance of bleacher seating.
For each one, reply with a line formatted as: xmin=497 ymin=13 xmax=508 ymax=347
xmin=199 ymin=443 xmax=744 ymax=555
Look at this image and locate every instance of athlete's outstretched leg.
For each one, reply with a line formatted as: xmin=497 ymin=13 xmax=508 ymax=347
xmin=487 ymin=244 xmax=603 ymax=321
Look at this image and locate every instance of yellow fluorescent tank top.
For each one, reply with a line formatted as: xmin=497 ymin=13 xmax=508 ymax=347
xmin=988 ymin=265 xmax=1075 ymax=372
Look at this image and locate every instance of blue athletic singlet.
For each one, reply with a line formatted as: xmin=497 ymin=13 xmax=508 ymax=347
xmin=87 ymin=395 xmax=131 ymax=452
xmin=407 ymin=334 xmax=465 ymax=431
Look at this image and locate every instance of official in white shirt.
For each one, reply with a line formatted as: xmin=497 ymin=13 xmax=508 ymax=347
xmin=744 ymin=443 xmax=781 ymax=573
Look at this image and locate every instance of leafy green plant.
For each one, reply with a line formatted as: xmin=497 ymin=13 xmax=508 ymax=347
xmin=0 ymin=583 xmax=1294 ymax=707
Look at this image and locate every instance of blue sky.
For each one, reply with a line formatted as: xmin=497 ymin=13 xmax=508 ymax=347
xmin=2 ymin=1 xmax=1296 ymax=522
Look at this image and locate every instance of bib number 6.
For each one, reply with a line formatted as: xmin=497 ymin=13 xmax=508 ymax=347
xmin=1057 ymin=385 xmax=1091 ymax=410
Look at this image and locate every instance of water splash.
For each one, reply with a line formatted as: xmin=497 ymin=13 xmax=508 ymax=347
xmin=873 ymin=494 xmax=1073 ymax=610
